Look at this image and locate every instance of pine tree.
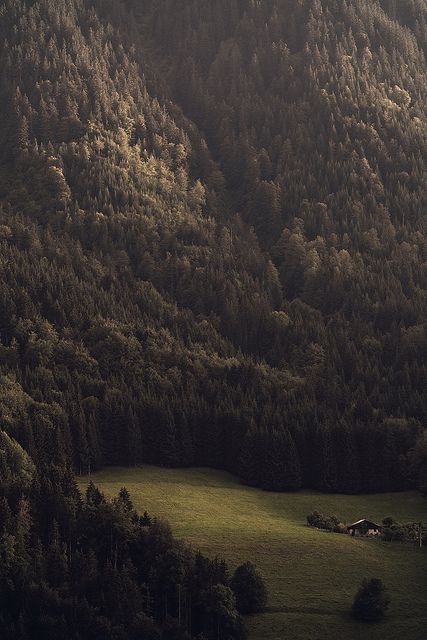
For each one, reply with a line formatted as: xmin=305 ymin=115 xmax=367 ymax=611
xmin=238 ymin=429 xmax=263 ymax=487
xmin=261 ymin=430 xmax=301 ymax=492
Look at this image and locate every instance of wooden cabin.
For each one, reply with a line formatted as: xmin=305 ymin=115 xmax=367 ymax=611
xmin=347 ymin=519 xmax=382 ymax=537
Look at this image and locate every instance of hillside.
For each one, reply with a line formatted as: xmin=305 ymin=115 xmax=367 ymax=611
xmin=80 ymin=466 xmax=427 ymax=640
xmin=0 ymin=0 xmax=427 ymax=638
xmin=137 ymin=0 xmax=427 ymax=491
xmin=0 ymin=0 xmax=296 ymax=481
xmin=0 ymin=0 xmax=426 ymax=494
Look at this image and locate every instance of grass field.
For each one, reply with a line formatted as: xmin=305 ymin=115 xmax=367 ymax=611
xmin=78 ymin=466 xmax=427 ymax=640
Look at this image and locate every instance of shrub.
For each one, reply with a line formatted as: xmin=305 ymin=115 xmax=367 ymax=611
xmin=333 ymin=522 xmax=348 ymax=534
xmin=382 ymin=517 xmax=421 ymax=542
xmin=307 ymin=511 xmax=346 ymax=533
xmin=352 ymin=578 xmax=390 ymax=623
xmin=383 ymin=525 xmax=405 ymax=542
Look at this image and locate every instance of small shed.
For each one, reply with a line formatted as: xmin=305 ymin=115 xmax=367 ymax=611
xmin=347 ymin=519 xmax=382 ymax=537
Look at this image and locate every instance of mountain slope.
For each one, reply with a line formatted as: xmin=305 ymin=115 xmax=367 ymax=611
xmin=0 ymin=0 xmax=426 ymax=494
xmin=0 ymin=0 xmax=298 ymax=481
xmin=129 ymin=0 xmax=427 ymax=490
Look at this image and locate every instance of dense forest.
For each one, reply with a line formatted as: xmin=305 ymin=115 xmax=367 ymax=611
xmin=0 ymin=433 xmax=251 ymax=639
xmin=1 ymin=0 xmax=427 ymax=636
xmin=1 ymin=0 xmax=427 ymax=499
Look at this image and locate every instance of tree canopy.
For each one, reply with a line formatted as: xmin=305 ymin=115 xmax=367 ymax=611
xmin=0 ymin=0 xmax=426 ymax=497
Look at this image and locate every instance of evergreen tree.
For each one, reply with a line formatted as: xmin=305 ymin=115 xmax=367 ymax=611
xmin=230 ymin=562 xmax=268 ymax=614
xmin=352 ymin=579 xmax=390 ymax=623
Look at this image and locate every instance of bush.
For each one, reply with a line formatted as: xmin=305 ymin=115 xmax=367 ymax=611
xmin=352 ymin=578 xmax=390 ymax=623
xmin=333 ymin=523 xmax=348 ymax=534
xmin=383 ymin=525 xmax=405 ymax=542
xmin=382 ymin=517 xmax=420 ymax=542
xmin=307 ymin=511 xmax=346 ymax=533
xmin=230 ymin=562 xmax=268 ymax=614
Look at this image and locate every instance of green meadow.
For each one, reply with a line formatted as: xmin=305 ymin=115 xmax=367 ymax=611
xmin=78 ymin=466 xmax=427 ymax=640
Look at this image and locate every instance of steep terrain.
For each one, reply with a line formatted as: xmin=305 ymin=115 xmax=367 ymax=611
xmin=1 ymin=1 xmax=427 ymax=638
xmin=1 ymin=0 xmax=427 ymax=494
xmin=137 ymin=0 xmax=427 ymax=492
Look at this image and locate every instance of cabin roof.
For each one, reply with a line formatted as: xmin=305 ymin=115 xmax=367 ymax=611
xmin=347 ymin=519 xmax=381 ymax=529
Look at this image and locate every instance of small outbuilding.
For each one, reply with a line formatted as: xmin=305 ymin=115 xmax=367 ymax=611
xmin=347 ymin=519 xmax=382 ymax=537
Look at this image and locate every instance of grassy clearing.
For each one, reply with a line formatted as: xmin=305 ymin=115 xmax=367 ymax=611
xmin=78 ymin=466 xmax=427 ymax=640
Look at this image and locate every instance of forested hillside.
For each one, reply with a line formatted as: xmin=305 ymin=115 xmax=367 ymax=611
xmin=1 ymin=0 xmax=427 ymax=637
xmin=137 ymin=0 xmax=427 ymax=490
xmin=0 ymin=0 xmax=427 ymax=501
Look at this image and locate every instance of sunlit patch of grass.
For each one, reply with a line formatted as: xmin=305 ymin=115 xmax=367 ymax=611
xmin=79 ymin=466 xmax=427 ymax=640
